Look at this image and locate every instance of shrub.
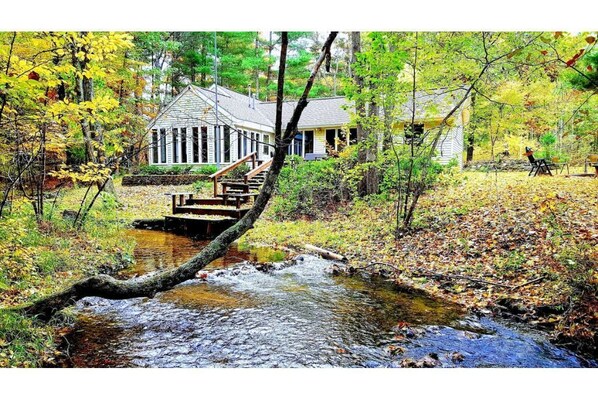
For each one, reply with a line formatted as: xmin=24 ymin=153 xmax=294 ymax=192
xmin=194 ymin=165 xmax=218 ymax=175
xmin=192 ymin=179 xmax=212 ymax=192
xmin=138 ymin=165 xmax=193 ymax=175
xmin=271 ymin=157 xmax=349 ymax=219
xmin=138 ymin=165 xmax=166 ymax=175
xmin=377 ymin=149 xmax=447 ymax=200
xmin=225 ymin=163 xmax=250 ymax=180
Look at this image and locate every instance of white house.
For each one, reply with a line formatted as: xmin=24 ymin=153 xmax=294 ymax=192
xmin=146 ymin=84 xmax=468 ymax=168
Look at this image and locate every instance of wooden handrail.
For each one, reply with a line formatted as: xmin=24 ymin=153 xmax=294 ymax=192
xmin=244 ymin=158 xmax=272 ymax=184
xmin=210 ymin=152 xmax=257 ymax=196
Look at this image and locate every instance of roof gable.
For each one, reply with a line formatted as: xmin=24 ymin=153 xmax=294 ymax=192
xmin=148 ymin=84 xmax=468 ymax=131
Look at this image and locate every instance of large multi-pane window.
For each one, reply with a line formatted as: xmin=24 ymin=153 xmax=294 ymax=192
xmin=304 ymin=130 xmax=314 ymax=154
xmin=263 ymin=134 xmax=270 ymax=156
xmin=172 ymin=128 xmax=179 ymax=163
xmin=237 ymin=130 xmax=243 ymax=159
xmin=192 ymin=127 xmax=199 ymax=163
xmin=255 ymin=133 xmax=261 ymax=159
xmin=349 ymin=128 xmax=358 ymax=144
xmin=405 ymin=123 xmax=424 ymax=145
xmin=201 ymin=126 xmax=208 ymax=163
xmin=243 ymin=131 xmax=248 ymax=156
xmin=213 ymin=126 xmax=221 ymax=163
xmin=250 ymin=132 xmax=256 ymax=153
xmin=324 ymin=128 xmax=356 ymax=153
xmin=325 ymin=129 xmax=336 ymax=152
xmin=151 ymin=129 xmax=158 ymax=163
xmin=159 ymin=128 xmax=167 ymax=163
xmin=181 ymin=127 xmax=187 ymax=163
xmin=223 ymin=126 xmax=231 ymax=163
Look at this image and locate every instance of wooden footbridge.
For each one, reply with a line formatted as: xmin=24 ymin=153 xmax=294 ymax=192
xmin=164 ymin=152 xmax=270 ymax=237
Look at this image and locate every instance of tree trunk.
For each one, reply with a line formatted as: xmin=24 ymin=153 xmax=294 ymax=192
xmin=73 ymin=32 xmax=118 ymax=198
xmin=20 ymin=32 xmax=339 ymax=321
xmin=365 ymin=100 xmax=379 ymax=194
xmin=350 ymin=31 xmax=371 ymax=197
xmin=466 ymin=91 xmax=476 ymax=164
xmin=466 ymin=132 xmax=474 ymax=164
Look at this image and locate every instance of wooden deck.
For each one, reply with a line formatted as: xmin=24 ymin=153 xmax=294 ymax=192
xmin=160 ymin=165 xmax=269 ymax=236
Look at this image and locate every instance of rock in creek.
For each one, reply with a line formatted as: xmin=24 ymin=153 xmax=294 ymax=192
xmin=400 ymin=353 xmax=442 ymax=368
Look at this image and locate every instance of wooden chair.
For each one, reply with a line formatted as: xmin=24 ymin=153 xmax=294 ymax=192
xmin=550 ymin=156 xmax=569 ymax=175
xmin=584 ymin=154 xmax=598 ymax=176
xmin=524 ymin=147 xmax=553 ymax=176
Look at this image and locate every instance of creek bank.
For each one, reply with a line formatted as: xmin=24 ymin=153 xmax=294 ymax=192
xmin=325 ymin=253 xmax=597 ymax=361
xmin=60 ymin=255 xmax=588 ymax=367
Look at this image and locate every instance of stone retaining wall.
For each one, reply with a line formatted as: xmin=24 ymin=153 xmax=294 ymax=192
xmin=121 ymin=174 xmax=209 ymax=186
xmin=464 ymin=160 xmax=531 ymax=172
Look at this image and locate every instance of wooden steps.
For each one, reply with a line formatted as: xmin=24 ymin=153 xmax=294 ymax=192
xmin=164 ymin=214 xmax=236 ymax=238
xmin=186 ymin=197 xmax=243 ymax=206
xmin=175 ymin=205 xmax=249 ymax=219
xmin=161 ymin=162 xmax=269 ymax=237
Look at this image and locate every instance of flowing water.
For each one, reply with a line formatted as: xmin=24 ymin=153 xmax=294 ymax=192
xmin=65 ymin=229 xmax=594 ymax=368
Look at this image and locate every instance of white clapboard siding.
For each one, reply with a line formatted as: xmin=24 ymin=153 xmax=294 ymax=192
xmin=149 ymin=88 xmax=234 ymax=166
xmin=452 ymin=125 xmax=464 ymax=167
xmin=435 ymin=130 xmax=453 ymax=164
xmin=313 ymin=129 xmax=327 ymax=154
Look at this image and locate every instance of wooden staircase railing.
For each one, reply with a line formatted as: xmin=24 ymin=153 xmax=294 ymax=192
xmin=243 ymin=158 xmax=272 ymax=184
xmin=209 ymin=152 xmax=257 ymax=196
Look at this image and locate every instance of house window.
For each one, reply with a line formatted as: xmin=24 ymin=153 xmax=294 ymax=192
xmin=325 ymin=129 xmax=336 ymax=152
xmin=223 ymin=125 xmax=231 ymax=163
xmin=151 ymin=129 xmax=158 ymax=163
xmin=251 ymin=132 xmax=256 ymax=153
xmin=192 ymin=127 xmax=199 ymax=163
xmin=181 ymin=127 xmax=187 ymax=163
xmin=237 ymin=130 xmax=242 ymax=159
xmin=349 ymin=128 xmax=357 ymax=145
xmin=337 ymin=129 xmax=347 ymax=152
xmin=256 ymin=133 xmax=261 ymax=159
xmin=159 ymin=128 xmax=167 ymax=163
xmin=304 ymin=130 xmax=314 ymax=154
xmin=293 ymin=132 xmax=303 ymax=156
xmin=172 ymin=128 xmax=179 ymax=163
xmin=243 ymin=131 xmax=248 ymax=156
xmin=201 ymin=126 xmax=208 ymax=163
xmin=263 ymin=135 xmax=270 ymax=155
xmin=405 ymin=123 xmax=424 ymax=145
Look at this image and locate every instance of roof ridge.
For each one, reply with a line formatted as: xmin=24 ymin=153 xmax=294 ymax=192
xmin=259 ymin=96 xmax=349 ymax=105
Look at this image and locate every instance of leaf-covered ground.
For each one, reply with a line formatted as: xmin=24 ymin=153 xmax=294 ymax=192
xmin=242 ymin=171 xmax=598 ymax=355
xmin=2 ymin=172 xmax=596 ymax=365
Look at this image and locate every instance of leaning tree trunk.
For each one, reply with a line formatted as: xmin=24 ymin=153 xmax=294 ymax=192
xmin=19 ymin=32 xmax=338 ymax=321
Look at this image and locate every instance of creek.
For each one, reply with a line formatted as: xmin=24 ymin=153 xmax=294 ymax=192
xmin=65 ymin=229 xmax=593 ymax=368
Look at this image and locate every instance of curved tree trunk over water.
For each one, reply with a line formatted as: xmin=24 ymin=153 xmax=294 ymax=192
xmin=21 ymin=32 xmax=338 ymax=321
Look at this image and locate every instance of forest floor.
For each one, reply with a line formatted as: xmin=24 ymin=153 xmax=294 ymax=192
xmin=243 ymin=170 xmax=598 ymax=357
xmin=0 ymin=179 xmax=213 ymax=366
xmin=1 ymin=171 xmax=596 ymax=366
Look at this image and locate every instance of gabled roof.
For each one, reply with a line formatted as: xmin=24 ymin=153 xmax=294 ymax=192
xmin=400 ymin=87 xmax=469 ymax=120
xmin=191 ymin=85 xmax=274 ymax=127
xmin=149 ymin=84 xmax=467 ymax=131
xmin=257 ymin=96 xmax=353 ymax=128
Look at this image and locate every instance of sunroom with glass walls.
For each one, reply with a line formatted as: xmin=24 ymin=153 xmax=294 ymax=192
xmin=149 ymin=125 xmax=215 ymax=165
xmin=148 ymin=125 xmax=274 ymax=166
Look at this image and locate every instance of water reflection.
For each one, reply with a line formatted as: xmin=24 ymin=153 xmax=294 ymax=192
xmin=121 ymin=229 xmax=286 ymax=277
xmin=66 ymin=231 xmax=593 ymax=368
